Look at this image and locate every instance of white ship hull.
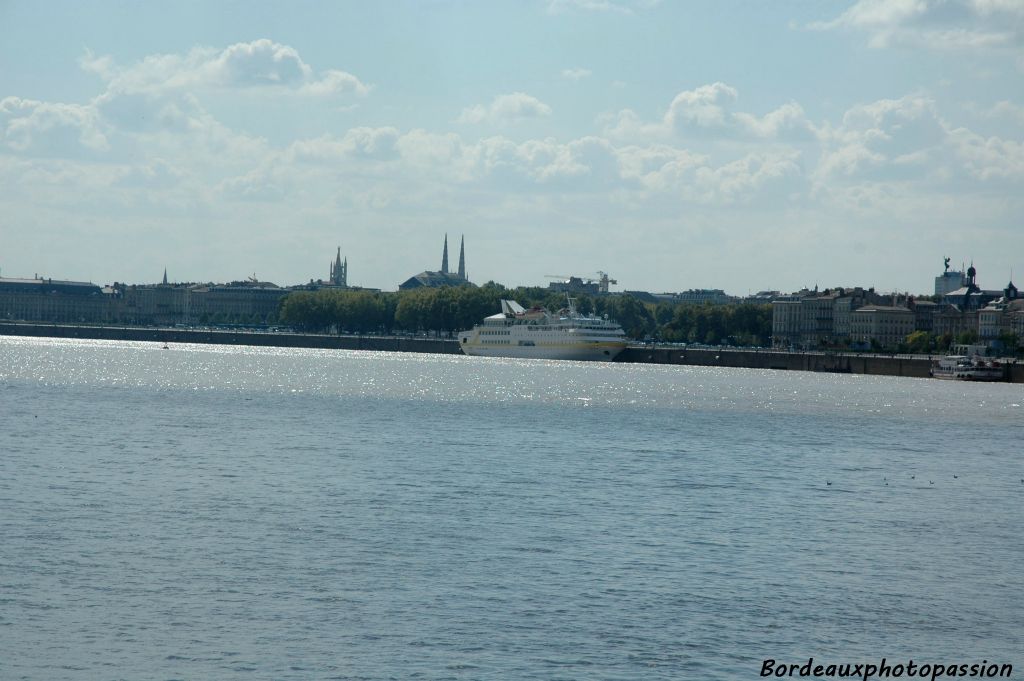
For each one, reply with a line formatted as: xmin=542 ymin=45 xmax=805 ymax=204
xmin=930 ymin=355 xmax=1006 ymax=381
xmin=930 ymin=367 xmax=1005 ymax=381
xmin=461 ymin=341 xmax=627 ymax=361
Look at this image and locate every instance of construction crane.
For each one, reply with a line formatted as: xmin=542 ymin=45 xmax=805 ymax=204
xmin=596 ymin=271 xmax=618 ymax=293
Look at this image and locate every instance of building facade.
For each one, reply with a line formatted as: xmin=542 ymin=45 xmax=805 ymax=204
xmin=0 ymin=274 xmax=287 ymax=326
xmin=0 ymin=277 xmax=114 ymax=324
xmin=849 ymin=306 xmax=915 ymax=349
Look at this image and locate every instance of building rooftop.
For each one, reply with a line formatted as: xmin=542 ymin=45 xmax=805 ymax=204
xmin=399 ymin=271 xmax=474 ymax=290
xmin=854 ymin=305 xmax=912 ymax=313
xmin=0 ymin=277 xmax=103 ymax=295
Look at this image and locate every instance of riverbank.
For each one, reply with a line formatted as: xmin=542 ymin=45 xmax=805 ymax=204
xmin=2 ymin=322 xmax=1021 ymax=382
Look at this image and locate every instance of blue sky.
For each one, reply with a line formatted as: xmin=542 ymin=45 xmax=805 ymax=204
xmin=1 ymin=0 xmax=1022 ymax=295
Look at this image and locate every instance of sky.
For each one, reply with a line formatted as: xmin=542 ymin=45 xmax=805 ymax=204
xmin=1 ymin=0 xmax=1022 ymax=295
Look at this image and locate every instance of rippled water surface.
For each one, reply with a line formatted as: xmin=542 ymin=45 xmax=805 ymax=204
xmin=1 ymin=337 xmax=1022 ymax=680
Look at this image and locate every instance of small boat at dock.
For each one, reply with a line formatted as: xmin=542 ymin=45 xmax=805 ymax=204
xmin=930 ymin=355 xmax=1006 ymax=381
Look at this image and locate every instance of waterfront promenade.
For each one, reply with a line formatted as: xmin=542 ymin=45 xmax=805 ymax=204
xmin=2 ymin=322 xmax=1021 ymax=382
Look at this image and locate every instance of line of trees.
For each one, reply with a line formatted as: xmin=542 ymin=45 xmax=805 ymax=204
xmin=901 ymin=329 xmax=1020 ymax=355
xmin=278 ymin=284 xmax=774 ymax=346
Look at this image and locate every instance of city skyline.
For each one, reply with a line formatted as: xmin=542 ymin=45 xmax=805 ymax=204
xmin=0 ymin=243 xmax=1010 ymax=299
xmin=1 ymin=1 xmax=1023 ymax=294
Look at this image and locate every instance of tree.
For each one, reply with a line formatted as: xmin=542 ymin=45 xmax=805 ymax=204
xmin=956 ymin=329 xmax=979 ymax=345
xmin=601 ymin=295 xmax=655 ymax=339
xmin=997 ymin=330 xmax=1019 ymax=352
xmin=905 ymin=330 xmax=933 ymax=354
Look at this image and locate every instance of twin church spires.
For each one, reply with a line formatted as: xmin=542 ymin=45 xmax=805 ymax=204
xmin=441 ymin=234 xmax=467 ymax=280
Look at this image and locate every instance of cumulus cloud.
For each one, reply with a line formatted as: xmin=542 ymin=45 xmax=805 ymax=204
xmin=734 ymin=102 xmax=814 ymax=138
xmin=93 ymin=90 xmax=200 ymax=133
xmin=814 ymin=95 xmax=949 ymax=182
xmin=809 ymin=0 xmax=1024 ymax=51
xmin=4 ymin=40 xmax=364 ymax=167
xmin=691 ymin=152 xmax=802 ymax=203
xmin=0 ymin=96 xmax=109 ymax=155
xmin=83 ymin=39 xmax=369 ymax=97
xmin=808 ymin=92 xmax=1024 ymax=196
xmin=394 ymin=129 xmax=465 ymax=170
xmin=603 ymin=83 xmax=814 ymax=141
xmin=948 ymin=126 xmax=1024 ymax=180
xmin=0 ymin=41 xmax=365 ymax=163
xmin=509 ymin=136 xmax=618 ymax=183
xmin=288 ymin=127 xmax=401 ymax=163
xmin=666 ymin=82 xmax=738 ymax=129
xmin=268 ymin=123 xmax=802 ymax=207
xmin=114 ymin=158 xmax=186 ymax=189
xmin=218 ymin=166 xmax=289 ymax=202
xmin=457 ymin=93 xmax=553 ymax=125
xmin=978 ymin=100 xmax=1024 ymax=127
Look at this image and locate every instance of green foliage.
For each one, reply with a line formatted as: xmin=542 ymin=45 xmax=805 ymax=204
xmin=997 ymin=330 xmax=1019 ymax=349
xmin=658 ymin=303 xmax=772 ymax=346
xmin=280 ymin=289 xmax=398 ymax=334
xmin=956 ymin=329 xmax=979 ymax=345
xmin=904 ymin=330 xmax=934 ymax=354
xmin=279 ymin=288 xmax=772 ymax=346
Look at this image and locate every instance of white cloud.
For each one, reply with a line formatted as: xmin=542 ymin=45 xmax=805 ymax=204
xmin=666 ymin=82 xmax=738 ymax=129
xmin=0 ymin=97 xmax=108 ymax=155
xmin=288 ymin=128 xmax=401 ymax=163
xmin=808 ymin=91 xmax=1024 ymax=200
xmin=603 ymin=83 xmax=815 ymax=142
xmin=948 ymin=126 xmax=1024 ymax=180
xmin=600 ymin=108 xmax=668 ymax=140
xmin=457 ymin=93 xmax=553 ymax=125
xmin=93 ymin=90 xmax=199 ymax=134
xmin=394 ymin=129 xmax=465 ymax=170
xmin=0 ymin=41 xmax=362 ymax=164
xmin=218 ymin=166 xmax=289 ymax=202
xmin=734 ymin=102 xmax=814 ymax=139
xmin=83 ymin=39 xmax=369 ymax=98
xmin=616 ymin=144 xmax=707 ymax=192
xmin=809 ymin=0 xmax=1024 ymax=51
xmin=209 ymin=39 xmax=311 ymax=87
xmin=255 ymin=124 xmax=803 ymax=208
xmin=561 ymin=67 xmax=593 ymax=80
xmin=114 ymin=158 xmax=185 ymax=189
xmin=547 ymin=0 xmax=661 ymax=14
xmin=979 ymin=100 xmax=1024 ymax=127
xmin=6 ymin=29 xmax=1022 ymax=293
xmin=814 ymin=95 xmax=949 ymax=182
xmin=298 ymin=70 xmax=369 ymax=97
xmin=691 ymin=151 xmax=802 ymax=204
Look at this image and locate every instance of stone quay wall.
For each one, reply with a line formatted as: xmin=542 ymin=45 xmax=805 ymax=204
xmin=2 ymin=323 xmax=1021 ymax=382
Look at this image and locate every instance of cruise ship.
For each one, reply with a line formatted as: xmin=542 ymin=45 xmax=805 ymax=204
xmin=459 ymin=298 xmax=628 ymax=361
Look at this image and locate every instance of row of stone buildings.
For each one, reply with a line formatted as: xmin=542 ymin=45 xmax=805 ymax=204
xmin=0 ymin=275 xmax=292 ymax=326
xmin=771 ymin=262 xmax=1024 ymax=350
xmin=0 ymin=238 xmax=470 ymax=326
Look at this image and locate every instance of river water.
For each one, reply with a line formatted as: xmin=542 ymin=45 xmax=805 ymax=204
xmin=1 ymin=336 xmax=1022 ymax=680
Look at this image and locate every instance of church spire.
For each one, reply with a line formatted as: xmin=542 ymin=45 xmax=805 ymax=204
xmin=441 ymin=234 xmax=449 ymax=274
xmin=162 ymin=268 xmax=168 ymax=285
xmin=330 ymin=246 xmax=347 ymax=286
xmin=458 ymin=235 xmax=466 ymax=279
